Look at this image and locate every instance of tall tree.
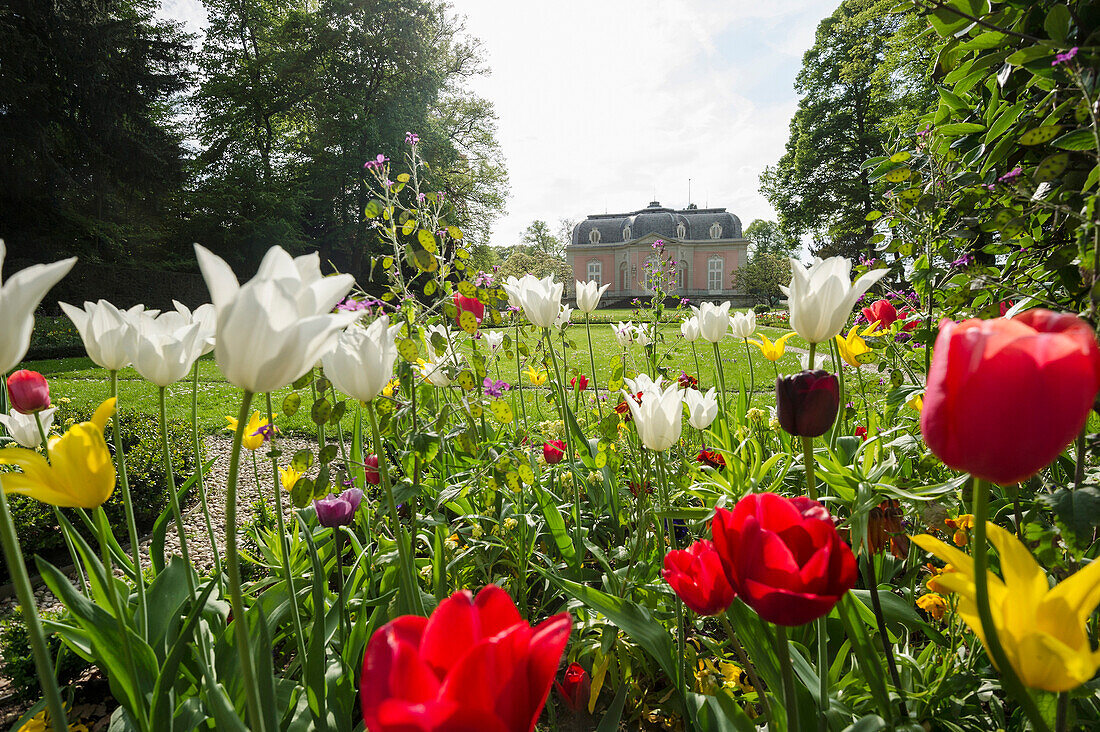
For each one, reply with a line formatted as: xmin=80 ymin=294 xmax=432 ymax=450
xmin=520 ymin=220 xmax=564 ymax=258
xmin=760 ymin=0 xmax=935 ymax=260
xmin=0 ymin=0 xmax=192 ymax=263
xmin=744 ymin=219 xmax=799 ymax=257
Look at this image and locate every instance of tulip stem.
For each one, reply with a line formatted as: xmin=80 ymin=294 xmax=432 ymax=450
xmin=718 ymin=613 xmax=772 ymax=728
xmin=861 ymin=553 xmax=908 ymax=719
xmin=0 ymin=480 xmax=70 ymax=730
xmin=545 ymin=327 xmax=583 ymax=574
xmin=191 ymin=362 xmax=223 ymax=584
xmin=972 ymin=478 xmax=1051 ymax=732
xmin=110 ymin=370 xmax=148 ymax=632
xmin=742 ymin=337 xmax=755 ymax=399
xmin=816 ymin=618 xmax=829 ymax=730
xmin=515 ymin=319 xmax=529 ymax=429
xmin=802 ymin=436 xmax=817 ymax=502
xmin=265 ymin=392 xmax=309 ymax=674
xmin=712 ymin=342 xmax=729 ymax=421
xmin=159 ymin=387 xmax=196 ymax=597
xmin=584 ymin=313 xmax=603 ymax=421
xmin=691 ymin=340 xmax=703 ymax=384
xmin=367 ymin=401 xmax=423 ymax=615
xmin=225 ymin=390 xmax=266 ymax=731
xmin=776 ymin=624 xmax=799 ymax=731
xmin=33 ymin=412 xmax=88 ymax=594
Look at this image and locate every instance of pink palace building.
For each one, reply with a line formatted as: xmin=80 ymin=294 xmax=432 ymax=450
xmin=567 ymin=201 xmax=751 ymax=305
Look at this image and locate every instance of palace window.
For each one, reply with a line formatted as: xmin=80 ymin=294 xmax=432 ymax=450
xmin=707 ymin=256 xmax=725 ymax=291
xmin=587 ymin=260 xmax=602 ymax=285
xmin=709 ymin=222 xmax=722 ymax=239
xmin=588 ymin=229 xmax=601 ymax=244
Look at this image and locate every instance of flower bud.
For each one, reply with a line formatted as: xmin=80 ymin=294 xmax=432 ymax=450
xmin=776 ymin=370 xmax=839 ymax=437
xmin=7 ymin=370 xmax=50 ymax=414
xmin=313 ymin=488 xmax=363 ymax=528
xmin=543 ymin=439 xmax=565 ymax=465
xmin=554 ymin=662 xmax=591 ymax=713
xmin=364 ymin=454 xmax=381 ymax=485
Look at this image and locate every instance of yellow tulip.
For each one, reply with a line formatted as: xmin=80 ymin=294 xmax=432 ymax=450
xmin=834 ymin=323 xmax=879 ymax=368
xmin=913 ymin=522 xmax=1100 ymax=692
xmin=280 ymin=466 xmax=302 ymax=492
xmin=525 ymin=365 xmax=548 ymax=386
xmin=225 ymin=411 xmax=275 ymax=451
xmin=747 ymin=332 xmax=795 ymax=362
xmin=906 ymin=394 xmax=924 ymax=413
xmin=0 ymin=398 xmax=116 ymax=509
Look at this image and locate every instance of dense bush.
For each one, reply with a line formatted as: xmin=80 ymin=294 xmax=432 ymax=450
xmin=0 ymin=609 xmax=90 ymax=701
xmin=0 ymin=409 xmax=195 ymax=583
xmin=26 ymin=315 xmax=85 ymax=360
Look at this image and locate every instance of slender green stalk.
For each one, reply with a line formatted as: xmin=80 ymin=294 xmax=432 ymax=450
xmin=802 ymin=436 xmax=817 ymax=501
xmin=225 ymin=390 xmax=266 ymax=731
xmin=711 ymin=341 xmax=729 ymax=420
xmin=817 ymin=618 xmax=829 ymax=730
xmin=545 ymin=328 xmax=583 ymax=573
xmin=742 ymin=337 xmax=755 ymax=398
xmin=655 ymin=452 xmax=684 ymax=692
xmin=856 ymin=368 xmax=872 ymax=434
xmin=264 ymin=393 xmax=308 ymax=670
xmin=585 ymin=312 xmax=603 ymax=420
xmin=777 ymin=624 xmax=799 ymax=731
xmin=110 ymin=370 xmax=147 ymax=630
xmin=191 ymin=363 xmax=222 ymax=582
xmin=972 ymin=479 xmax=1051 ymax=732
xmin=691 ymin=340 xmax=702 ymax=382
xmin=718 ymin=613 xmax=772 ymax=727
xmin=831 ymin=339 xmax=845 ymax=448
xmin=514 ymin=320 xmax=528 ymax=428
xmin=860 ymin=553 xmax=908 ymax=718
xmin=334 ymin=527 xmax=347 ymax=647
xmin=0 ymin=482 xmax=69 ymax=729
xmin=367 ymin=401 xmax=423 ymax=615
xmin=159 ymin=387 xmax=195 ymax=596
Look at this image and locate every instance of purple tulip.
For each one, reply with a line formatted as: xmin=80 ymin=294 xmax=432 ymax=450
xmin=776 ymin=370 xmax=840 ymax=437
xmin=314 ymin=488 xmax=364 ymax=528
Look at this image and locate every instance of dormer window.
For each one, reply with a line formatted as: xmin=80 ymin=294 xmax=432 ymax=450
xmin=589 ymin=229 xmax=601 ymax=244
xmin=623 ymin=226 xmax=632 ymax=240
xmin=676 ymin=222 xmax=687 ymax=239
xmin=709 ymin=222 xmax=722 ymax=239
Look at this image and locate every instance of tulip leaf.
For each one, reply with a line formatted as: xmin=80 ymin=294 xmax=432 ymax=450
xmin=1039 ymin=486 xmax=1100 ymax=550
xmin=596 ymin=679 xmax=628 ymax=732
xmin=282 ymin=392 xmax=301 ymax=417
xmin=532 ymin=485 xmax=574 ymax=562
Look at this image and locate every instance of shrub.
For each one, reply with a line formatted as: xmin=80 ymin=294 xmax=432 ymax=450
xmin=0 ymin=609 xmax=91 ymax=701
xmin=753 ymin=303 xmax=769 ymax=315
xmin=0 ymin=409 xmax=196 ymax=583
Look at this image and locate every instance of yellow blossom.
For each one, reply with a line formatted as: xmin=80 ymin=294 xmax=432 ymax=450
xmin=382 ymin=378 xmax=400 ymax=398
xmin=834 ymin=323 xmax=879 ymax=368
xmin=747 ymin=332 xmax=795 ymax=362
xmin=906 ymin=394 xmax=924 ymax=413
xmin=525 ymin=365 xmax=548 ymax=386
xmin=18 ymin=709 xmax=89 ymax=732
xmin=913 ymin=522 xmax=1100 ymax=692
xmin=916 ymin=593 xmax=948 ymax=621
xmin=0 ymin=399 xmax=115 ymax=509
xmin=694 ymin=658 xmax=753 ymax=696
xmin=225 ymin=411 xmax=276 ymax=451
xmin=280 ymin=465 xmax=303 ymax=492
xmin=944 ymin=514 xmax=975 ymax=547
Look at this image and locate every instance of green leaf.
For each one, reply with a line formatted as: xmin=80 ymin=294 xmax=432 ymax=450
xmin=983 ymin=102 xmax=1025 ymax=145
xmin=1040 ymin=487 xmax=1100 ymax=548
xmin=417 ymin=229 xmax=437 ymax=253
xmin=363 ymin=199 xmax=383 ymax=219
xmin=311 ymin=398 xmax=332 ymax=425
xmin=1044 ymin=5 xmax=1071 ymax=43
xmin=1052 ymin=128 xmax=1096 ymax=151
xmin=292 ymin=448 xmax=314 ymax=471
xmin=937 ymin=122 xmax=986 ymax=136
xmin=533 ymin=483 xmax=574 ymax=562
xmin=1034 ymin=152 xmax=1070 ymax=182
xmin=596 ymin=681 xmax=628 ymax=732
xmin=1019 ymin=125 xmax=1063 ymax=145
xmin=282 ymin=391 xmax=301 ymax=417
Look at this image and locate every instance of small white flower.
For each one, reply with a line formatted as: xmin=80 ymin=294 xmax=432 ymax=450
xmin=729 ymin=310 xmax=756 ymax=339
xmin=614 ymin=321 xmax=635 ymax=347
xmin=691 ymin=302 xmax=731 ymax=343
xmin=483 ymin=330 xmax=505 ymax=352
xmin=0 ymin=407 xmax=55 ymax=448
xmin=575 ymin=280 xmax=610 ymax=313
xmin=683 ymin=387 xmax=718 ymax=430
xmin=680 ymin=317 xmax=701 ymax=342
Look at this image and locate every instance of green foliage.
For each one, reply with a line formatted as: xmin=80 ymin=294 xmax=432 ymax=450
xmin=497 ymin=250 xmax=572 ymax=291
xmin=761 ymin=0 xmax=937 ymax=260
xmin=734 ymin=252 xmax=792 ymax=307
xmin=0 ymin=609 xmax=90 ymax=701
xmin=744 ymin=219 xmax=799 ymax=257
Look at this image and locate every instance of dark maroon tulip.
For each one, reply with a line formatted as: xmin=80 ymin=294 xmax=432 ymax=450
xmin=554 ymin=662 xmax=591 ymax=713
xmin=776 ymin=370 xmax=839 ymax=437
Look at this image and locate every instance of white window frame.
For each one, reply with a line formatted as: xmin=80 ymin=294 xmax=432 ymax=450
xmin=586 ymin=260 xmax=602 ymax=286
xmin=707 ymin=256 xmax=725 ymax=292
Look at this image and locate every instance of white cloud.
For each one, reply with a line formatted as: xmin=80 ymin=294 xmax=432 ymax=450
xmin=157 ymin=0 xmax=836 ymax=247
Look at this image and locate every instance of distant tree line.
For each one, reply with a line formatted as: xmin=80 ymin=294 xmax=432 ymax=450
xmin=0 ymin=0 xmax=507 ymax=279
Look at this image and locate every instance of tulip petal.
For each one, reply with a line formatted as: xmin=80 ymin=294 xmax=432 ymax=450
xmin=474 ymin=585 xmax=524 ymax=638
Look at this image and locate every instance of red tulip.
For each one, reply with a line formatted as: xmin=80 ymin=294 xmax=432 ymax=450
xmin=776 ymin=370 xmax=839 ymax=437
xmin=7 ymin=370 xmax=50 ymax=414
xmin=554 ymin=662 xmax=591 ymax=713
xmin=897 ymin=308 xmax=920 ymax=331
xmin=712 ymin=493 xmax=857 ymax=626
xmin=662 ymin=539 xmax=736 ymax=616
xmin=360 ymin=585 xmax=571 ymax=732
xmin=854 ymin=426 xmax=868 ymax=441
xmin=861 ymin=299 xmax=898 ymax=329
xmin=364 ymin=454 xmax=381 ymax=485
xmin=543 ymin=439 xmax=565 ymax=465
xmin=454 ymin=292 xmax=485 ymax=329
xmin=570 ymin=374 xmax=588 ymax=391
xmin=921 ymin=310 xmax=1100 ymax=485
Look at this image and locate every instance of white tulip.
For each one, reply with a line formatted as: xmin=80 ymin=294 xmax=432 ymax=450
xmin=0 ymin=242 xmax=75 ymax=373
xmin=633 ymin=323 xmax=652 ymax=347
xmin=614 ymin=322 xmax=635 ymax=347
xmin=575 ymin=280 xmax=610 ymax=313
xmin=780 ymin=257 xmax=888 ymax=344
xmin=554 ymin=305 xmax=573 ymax=330
xmin=624 ymin=382 xmax=684 ymax=452
xmin=60 ymin=299 xmax=136 ymax=371
xmin=0 ymin=407 xmax=55 ymax=448
xmin=691 ymin=301 xmax=732 ymax=343
xmin=322 ymin=316 xmax=402 ymax=402
xmin=680 ymin=317 xmax=701 ymax=342
xmin=684 ymin=387 xmax=719 ymax=430
xmin=514 ymin=274 xmax=563 ymax=328
xmin=417 ymin=349 xmax=461 ymax=387
xmin=502 ymin=275 xmax=533 ymax=310
xmin=130 ymin=310 xmax=207 ymax=387
xmin=159 ymin=300 xmax=217 ymax=356
xmin=483 ymin=330 xmax=504 ymax=352
xmin=625 ymin=373 xmax=663 ymax=396
xmin=195 ymin=244 xmax=357 ymax=393
xmin=425 ymin=324 xmax=453 ymax=354
xmin=729 ymin=310 xmax=756 ymax=339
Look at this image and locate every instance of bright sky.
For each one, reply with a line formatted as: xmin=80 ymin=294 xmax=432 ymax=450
xmin=158 ymin=0 xmax=837 ymax=249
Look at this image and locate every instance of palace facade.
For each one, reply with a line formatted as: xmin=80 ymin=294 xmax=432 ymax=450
xmin=567 ymin=201 xmax=750 ymax=304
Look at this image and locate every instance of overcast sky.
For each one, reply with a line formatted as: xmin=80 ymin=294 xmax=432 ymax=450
xmin=158 ymin=0 xmax=837 ymax=248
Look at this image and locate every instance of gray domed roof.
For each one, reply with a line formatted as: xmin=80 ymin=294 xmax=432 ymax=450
xmin=571 ymin=202 xmax=743 ymax=246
